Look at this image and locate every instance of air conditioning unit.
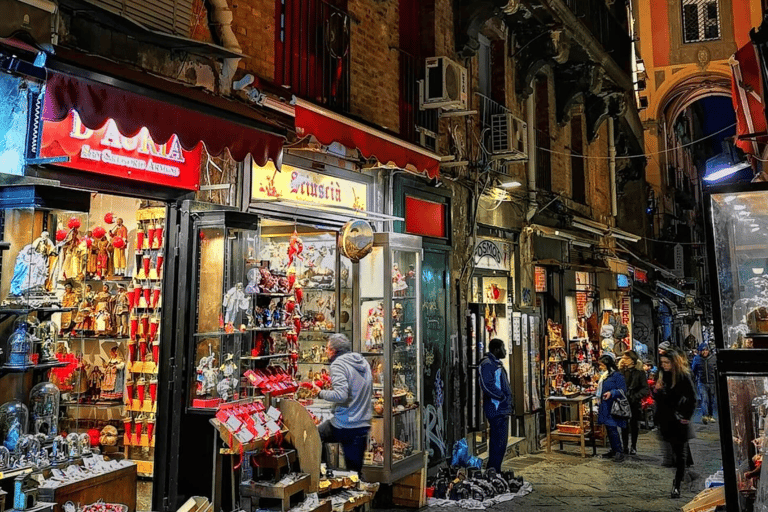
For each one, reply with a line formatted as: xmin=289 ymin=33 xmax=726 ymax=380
xmin=0 ymin=0 xmax=57 ymax=45
xmin=419 ymin=56 xmax=468 ymax=110
xmin=490 ymin=113 xmax=528 ymax=161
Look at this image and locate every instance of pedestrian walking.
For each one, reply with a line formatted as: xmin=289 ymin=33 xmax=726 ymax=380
xmin=478 ymin=337 xmax=513 ymax=473
xmin=310 ymin=333 xmax=373 ymax=473
xmin=597 ymin=352 xmax=628 ymax=462
xmin=654 ymin=348 xmax=697 ymax=498
xmin=619 ymin=350 xmax=650 ymax=456
xmin=691 ymin=342 xmax=717 ymax=424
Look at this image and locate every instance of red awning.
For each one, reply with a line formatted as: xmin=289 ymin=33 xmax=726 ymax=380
xmin=43 ymin=71 xmax=284 ymax=165
xmin=730 ymin=42 xmax=768 ymax=156
xmin=294 ymin=100 xmax=440 ymax=179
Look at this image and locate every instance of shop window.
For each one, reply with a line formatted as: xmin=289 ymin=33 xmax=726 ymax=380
xmin=682 ymin=0 xmax=721 ymax=44
xmin=275 ymin=0 xmax=350 ymax=111
xmin=570 ymin=115 xmax=586 ymax=204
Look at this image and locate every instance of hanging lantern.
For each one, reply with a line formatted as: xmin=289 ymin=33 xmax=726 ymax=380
xmin=104 ymin=212 xmax=115 ymax=224
xmin=92 ymin=226 xmax=106 ymax=239
xmin=111 ymin=236 xmax=126 ymax=249
xmin=56 ymin=229 xmax=68 ymax=242
xmin=67 ymin=218 xmax=81 ymax=230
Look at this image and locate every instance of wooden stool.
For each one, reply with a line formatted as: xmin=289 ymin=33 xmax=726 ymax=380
xmin=240 ymin=473 xmax=310 ymax=512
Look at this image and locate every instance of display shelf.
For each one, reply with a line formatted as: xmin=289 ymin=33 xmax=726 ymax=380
xmin=194 ymin=327 xmax=290 ymax=337
xmin=240 ymin=353 xmax=291 ymax=361
xmin=0 ymin=465 xmax=34 ymax=481
xmin=60 ymin=401 xmax=123 ymax=408
xmin=0 ymin=360 xmax=68 ymax=373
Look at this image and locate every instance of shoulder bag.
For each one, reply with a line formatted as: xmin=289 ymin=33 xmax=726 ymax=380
xmin=610 ymin=389 xmax=632 ymax=419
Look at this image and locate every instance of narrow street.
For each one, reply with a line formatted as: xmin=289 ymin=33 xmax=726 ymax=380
xmin=421 ymin=414 xmax=723 ymax=512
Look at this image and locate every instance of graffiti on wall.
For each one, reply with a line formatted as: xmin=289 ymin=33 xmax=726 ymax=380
xmin=425 ymin=370 xmax=447 ymax=461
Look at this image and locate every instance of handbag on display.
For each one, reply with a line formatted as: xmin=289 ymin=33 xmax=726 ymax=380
xmin=610 ymin=389 xmax=632 ymax=419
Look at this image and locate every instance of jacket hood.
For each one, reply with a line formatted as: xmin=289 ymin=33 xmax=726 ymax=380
xmin=698 ymin=342 xmax=710 ymax=352
xmin=337 ymin=352 xmax=370 ymax=375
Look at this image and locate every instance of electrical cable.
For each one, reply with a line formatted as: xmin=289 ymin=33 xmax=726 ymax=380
xmin=534 ymin=122 xmax=737 ymax=160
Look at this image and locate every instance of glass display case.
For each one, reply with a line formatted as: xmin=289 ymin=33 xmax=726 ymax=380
xmin=357 ymin=232 xmax=424 ymax=483
xmin=185 ymin=207 xmax=354 ymax=411
xmin=705 ymin=182 xmax=768 ymax=510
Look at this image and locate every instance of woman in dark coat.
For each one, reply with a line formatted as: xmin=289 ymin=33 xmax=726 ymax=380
xmin=654 ymin=348 xmax=697 ymax=498
xmin=619 ymin=350 xmax=650 ymax=456
xmin=597 ymin=353 xmax=628 ymax=462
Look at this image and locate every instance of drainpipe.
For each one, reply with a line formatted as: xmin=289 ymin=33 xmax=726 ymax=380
xmin=209 ymin=0 xmax=242 ymax=94
xmin=609 ymin=117 xmax=617 ymax=218
xmin=525 ymin=94 xmax=537 ymax=221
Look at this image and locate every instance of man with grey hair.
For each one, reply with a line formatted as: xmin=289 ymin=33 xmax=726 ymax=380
xmin=311 ymin=333 xmax=372 ymax=473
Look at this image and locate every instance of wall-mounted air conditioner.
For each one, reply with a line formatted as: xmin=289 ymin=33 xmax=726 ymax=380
xmin=419 ymin=56 xmax=468 ymax=111
xmin=490 ymin=112 xmax=528 ymax=161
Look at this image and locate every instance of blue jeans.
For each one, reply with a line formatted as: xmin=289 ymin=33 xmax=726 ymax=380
xmin=318 ymin=421 xmax=370 ymax=473
xmin=698 ymin=382 xmax=717 ymax=418
xmin=606 ymin=425 xmax=623 ymax=454
xmin=487 ymin=415 xmax=509 ymax=472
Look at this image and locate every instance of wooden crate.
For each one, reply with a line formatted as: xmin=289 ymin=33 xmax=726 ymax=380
xmin=556 ymin=421 xmax=589 ymax=434
xmin=682 ymin=486 xmax=725 ymax=512
xmin=392 ymin=466 xmax=426 ymax=508
xmin=176 ymin=496 xmax=211 ymax=512
xmin=37 ymin=464 xmax=137 ymax=512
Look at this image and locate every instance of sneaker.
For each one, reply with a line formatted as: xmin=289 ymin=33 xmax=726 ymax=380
xmin=702 ymin=417 xmax=708 ymax=424
xmin=671 ymin=481 xmax=681 ymax=499
xmin=614 ymin=453 xmax=625 ymax=463
xmin=629 ymin=447 xmax=637 ymax=456
xmin=602 ymin=450 xmax=616 ymax=459
xmin=708 ymin=416 xmax=717 ymax=424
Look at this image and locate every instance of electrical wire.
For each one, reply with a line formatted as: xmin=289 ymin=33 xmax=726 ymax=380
xmin=534 ymin=122 xmax=737 ymax=160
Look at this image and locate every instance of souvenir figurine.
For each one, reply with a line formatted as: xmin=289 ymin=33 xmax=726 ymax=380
xmin=287 ymin=229 xmax=304 ymax=266
xmin=94 ymin=283 xmax=114 ymax=336
xmin=109 ymin=217 xmax=128 ymax=276
xmin=93 ymin=227 xmax=111 ymax=280
xmin=9 ymin=231 xmax=58 ymax=298
xmin=404 ymin=326 xmax=414 ymax=345
xmin=59 ymin=283 xmax=78 ymax=335
xmin=222 ymin=283 xmax=249 ymax=332
xmin=216 ymin=354 xmax=238 ymax=402
xmin=245 ymin=267 xmax=260 ymax=294
xmin=37 ymin=321 xmax=58 ymax=363
xmin=100 ymin=346 xmax=125 ymax=400
xmin=114 ymin=283 xmax=130 ymax=337
xmin=392 ymin=264 xmax=408 ymax=297
xmin=195 ymin=346 xmax=218 ymax=398
xmin=73 ymin=285 xmax=95 ymax=335
xmin=392 ymin=323 xmax=401 ymax=343
xmin=88 ymin=364 xmax=103 ymax=398
xmin=6 ymin=321 xmax=34 ymax=369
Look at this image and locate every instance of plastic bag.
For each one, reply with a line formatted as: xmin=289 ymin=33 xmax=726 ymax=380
xmin=451 ymin=438 xmax=482 ymax=468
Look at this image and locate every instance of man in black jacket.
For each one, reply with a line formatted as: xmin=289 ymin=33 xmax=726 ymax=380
xmin=478 ymin=338 xmax=513 ymax=473
xmin=692 ymin=342 xmax=717 ymax=424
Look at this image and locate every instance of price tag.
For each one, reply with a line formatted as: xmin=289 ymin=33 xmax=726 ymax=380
xmin=266 ymin=406 xmax=282 ymax=422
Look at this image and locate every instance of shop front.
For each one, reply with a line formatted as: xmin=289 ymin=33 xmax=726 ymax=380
xmin=704 ymin=181 xmax=768 ymax=511
xmin=0 ymin=57 xmax=284 ymax=512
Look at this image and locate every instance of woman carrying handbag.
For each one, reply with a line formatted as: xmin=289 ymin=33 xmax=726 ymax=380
xmin=619 ymin=350 xmax=651 ymax=456
xmin=597 ymin=352 xmax=628 ymax=462
xmin=654 ymin=348 xmax=697 ymax=498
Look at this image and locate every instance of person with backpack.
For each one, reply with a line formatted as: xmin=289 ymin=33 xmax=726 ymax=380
xmin=691 ymin=342 xmax=717 ymax=424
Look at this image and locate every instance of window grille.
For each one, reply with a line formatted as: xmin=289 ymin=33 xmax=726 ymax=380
xmin=682 ymin=0 xmax=720 ymax=44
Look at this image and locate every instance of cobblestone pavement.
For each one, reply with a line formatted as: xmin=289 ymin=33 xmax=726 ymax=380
xmin=390 ymin=415 xmax=724 ymax=512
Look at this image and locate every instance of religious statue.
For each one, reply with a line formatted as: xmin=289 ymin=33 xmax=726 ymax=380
xmin=9 ymin=231 xmax=57 ymax=297
xmin=196 ymin=345 xmax=218 ymax=398
xmin=109 ymin=218 xmax=129 ymax=276
xmin=86 ymin=231 xmax=99 ymax=279
xmin=216 ymin=353 xmax=238 ymax=402
xmin=95 ymin=233 xmax=111 ymax=280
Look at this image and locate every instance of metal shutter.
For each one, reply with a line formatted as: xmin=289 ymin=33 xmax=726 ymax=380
xmin=88 ymin=0 xmax=194 ymax=36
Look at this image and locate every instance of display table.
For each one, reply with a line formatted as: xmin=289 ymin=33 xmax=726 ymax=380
xmin=37 ymin=465 xmax=137 ymax=512
xmin=545 ymin=394 xmax=596 ymax=457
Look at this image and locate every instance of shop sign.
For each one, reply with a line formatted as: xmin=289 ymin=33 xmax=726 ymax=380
xmin=634 ymin=268 xmax=648 ymax=283
xmin=40 ymin=111 xmax=202 ymax=190
xmin=251 ymin=162 xmax=367 ymax=210
xmin=534 ymin=266 xmax=547 ymax=293
xmin=576 ymin=291 xmax=587 ymax=317
xmin=621 ymin=295 xmax=632 ymax=335
xmin=473 ymin=238 xmax=512 ymax=271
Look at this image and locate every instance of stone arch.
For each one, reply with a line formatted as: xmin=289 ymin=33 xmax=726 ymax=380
xmin=654 ymin=71 xmax=732 ymax=126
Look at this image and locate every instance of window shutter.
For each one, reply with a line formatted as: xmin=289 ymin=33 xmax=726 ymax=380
xmin=89 ymin=0 xmax=194 ymax=36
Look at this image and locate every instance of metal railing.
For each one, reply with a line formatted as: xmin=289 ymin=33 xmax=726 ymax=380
xmin=275 ymin=0 xmax=351 ymax=112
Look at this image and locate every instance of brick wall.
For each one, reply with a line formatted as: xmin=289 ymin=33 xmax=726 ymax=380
xmin=348 ymin=0 xmax=400 ymax=130
xmin=230 ymin=0 xmax=277 ymax=82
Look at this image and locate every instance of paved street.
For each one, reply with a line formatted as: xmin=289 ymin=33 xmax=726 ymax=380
xmin=396 ymin=414 xmax=724 ymax=512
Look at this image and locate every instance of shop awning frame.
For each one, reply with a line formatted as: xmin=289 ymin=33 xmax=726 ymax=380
xmin=531 ymin=224 xmax=596 ymax=247
xmin=42 ymin=52 xmax=286 ymax=165
xmin=656 ymin=281 xmax=687 ymax=298
xmin=293 ymin=98 xmax=441 ymax=179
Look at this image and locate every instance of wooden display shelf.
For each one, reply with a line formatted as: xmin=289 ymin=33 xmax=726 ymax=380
xmin=128 ymin=361 xmax=158 ymax=374
xmin=125 ymin=400 xmax=157 ymax=413
xmin=239 ymin=473 xmax=310 ymax=512
xmin=37 ymin=463 xmax=137 ymax=512
xmin=128 ymin=459 xmax=154 ymax=477
xmin=123 ymin=434 xmax=156 ymax=448
xmin=392 ymin=466 xmax=425 ymax=508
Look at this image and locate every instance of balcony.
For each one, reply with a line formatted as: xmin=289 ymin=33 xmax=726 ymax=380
xmin=275 ymin=0 xmax=351 ymax=112
xmin=560 ymin=0 xmax=632 ymax=74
